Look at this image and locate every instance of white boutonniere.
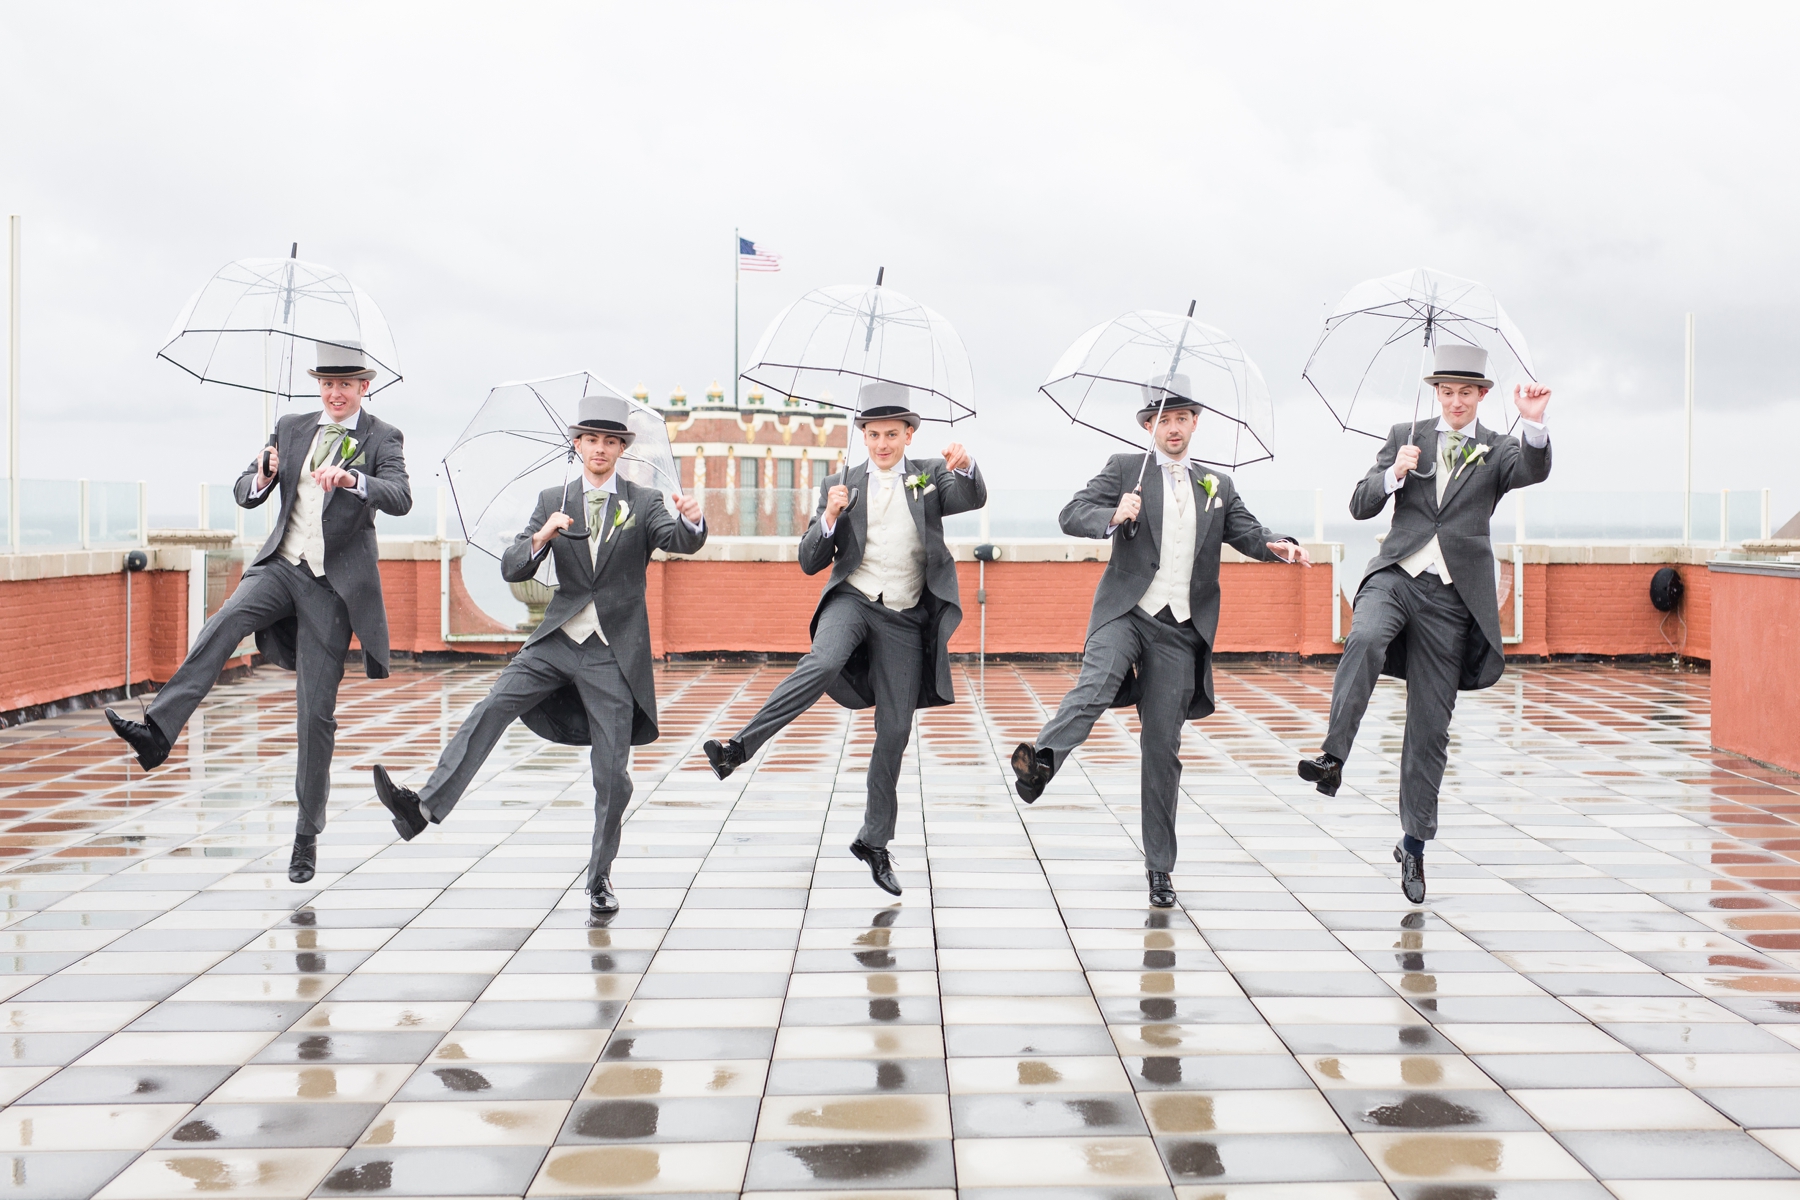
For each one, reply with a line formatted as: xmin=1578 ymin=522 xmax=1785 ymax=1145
xmin=1201 ymin=473 xmax=1221 ymax=510
xmin=337 ymin=435 xmax=361 ymax=468
xmin=1453 ymin=443 xmax=1491 ymax=480
xmin=906 ymin=469 xmax=935 ymax=497
xmin=606 ymin=498 xmax=631 ymax=541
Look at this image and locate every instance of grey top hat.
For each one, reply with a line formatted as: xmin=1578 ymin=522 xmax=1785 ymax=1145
xmin=1136 ymin=372 xmax=1202 ymax=424
xmin=852 ymin=380 xmax=921 ymax=429
xmin=567 ymin=394 xmax=638 ymax=445
xmin=1424 ymin=344 xmax=1494 ymax=388
xmin=307 ymin=340 xmax=378 ymax=381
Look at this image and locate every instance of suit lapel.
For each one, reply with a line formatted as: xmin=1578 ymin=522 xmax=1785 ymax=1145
xmin=1139 ymin=455 xmax=1164 ymax=551
xmin=848 ymin=463 xmax=869 ymax=551
xmin=557 ymin=480 xmax=593 ymax=588
xmin=1190 ymin=465 xmax=1216 ymax=543
xmin=901 ymin=458 xmax=928 ymax=541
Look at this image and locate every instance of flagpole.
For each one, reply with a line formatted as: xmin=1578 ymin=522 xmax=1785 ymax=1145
xmin=733 ymin=227 xmax=740 ymax=409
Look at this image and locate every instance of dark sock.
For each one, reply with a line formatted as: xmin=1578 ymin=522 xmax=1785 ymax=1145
xmin=1402 ymin=834 xmax=1425 ymax=859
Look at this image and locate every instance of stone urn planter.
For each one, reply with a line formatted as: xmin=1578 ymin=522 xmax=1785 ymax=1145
xmin=508 ymin=577 xmax=554 ymax=631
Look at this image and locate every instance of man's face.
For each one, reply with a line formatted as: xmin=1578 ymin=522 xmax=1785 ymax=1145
xmin=576 ymin=432 xmax=628 ymax=479
xmin=862 ymin=419 xmax=914 ymax=469
xmin=319 ymin=377 xmax=369 ymax=422
xmin=1436 ymin=382 xmax=1488 ymax=431
xmin=1142 ymin=406 xmax=1197 ymax=458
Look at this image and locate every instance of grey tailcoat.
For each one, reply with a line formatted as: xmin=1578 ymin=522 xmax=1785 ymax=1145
xmin=502 ymin=479 xmax=708 ymax=746
xmin=1350 ymin=420 xmax=1552 ymax=690
xmin=1061 ymin=454 xmax=1287 ymax=720
xmin=798 ymin=457 xmax=987 ymax=710
xmin=234 ymin=409 xmax=412 ymax=679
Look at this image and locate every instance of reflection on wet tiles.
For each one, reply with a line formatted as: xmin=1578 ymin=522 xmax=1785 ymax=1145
xmin=533 ymin=1141 xmax=751 ymax=1195
xmin=952 ymin=1093 xmax=1147 ymax=1137
xmin=157 ymin=1102 xmax=384 ymax=1148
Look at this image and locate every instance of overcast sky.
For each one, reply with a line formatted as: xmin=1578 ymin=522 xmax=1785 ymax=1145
xmin=2 ymin=1 xmax=1796 ymax=533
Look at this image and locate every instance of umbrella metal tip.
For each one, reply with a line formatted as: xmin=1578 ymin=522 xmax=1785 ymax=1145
xmin=875 ymin=267 xmax=884 ymax=286
xmin=1187 ymin=300 xmax=1196 ymax=317
xmin=290 ymin=242 xmax=298 ymax=258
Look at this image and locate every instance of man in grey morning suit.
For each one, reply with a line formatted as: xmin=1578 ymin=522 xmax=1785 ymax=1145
xmin=106 ymin=342 xmax=412 ymax=883
xmin=1298 ymin=344 xmax=1552 ymax=904
xmin=370 ymin=395 xmax=706 ymax=914
xmin=1012 ymin=377 xmax=1310 ymax=908
xmin=701 ymin=382 xmax=986 ymax=896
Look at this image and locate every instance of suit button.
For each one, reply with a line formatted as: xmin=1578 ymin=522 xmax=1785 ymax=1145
xmin=1151 ymin=562 xmax=1160 ymax=570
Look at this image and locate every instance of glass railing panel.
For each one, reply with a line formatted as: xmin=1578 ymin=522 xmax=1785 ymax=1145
xmin=88 ymin=481 xmax=142 ymax=545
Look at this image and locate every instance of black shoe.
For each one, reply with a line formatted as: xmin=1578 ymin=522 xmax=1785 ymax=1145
xmin=589 ymin=877 xmax=619 ymax=914
xmin=1297 ymin=753 xmax=1343 ymax=797
xmin=704 ymin=738 xmax=747 ymax=781
xmin=1393 ymin=841 xmax=1426 ymax=905
xmin=106 ymin=708 xmax=169 ymax=771
xmin=372 ymin=765 xmax=429 ymax=841
xmin=1148 ymin=870 xmax=1177 ymax=909
xmin=288 ymin=835 xmax=317 ymax=884
xmin=1011 ymin=743 xmax=1055 ymax=804
xmin=850 ymin=840 xmax=902 ymax=896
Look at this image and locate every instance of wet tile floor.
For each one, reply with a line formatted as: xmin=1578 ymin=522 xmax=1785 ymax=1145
xmin=0 ymin=660 xmax=1797 ymax=1198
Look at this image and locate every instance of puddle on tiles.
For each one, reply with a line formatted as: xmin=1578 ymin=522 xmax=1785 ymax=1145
xmin=1382 ymin=1134 xmax=1505 ymax=1176
xmin=575 ymin=1101 xmax=660 ymax=1139
xmin=546 ymin=1146 xmax=661 ymax=1187
xmin=324 ymin=1161 xmax=394 ymax=1192
xmin=431 ymin=1068 xmax=491 ymax=1093
xmin=1017 ymin=1061 xmax=1062 ymax=1086
xmin=787 ymin=1141 xmax=928 ymax=1181
xmin=1364 ymin=1094 xmax=1482 ymax=1128
xmin=782 ymin=1097 xmax=930 ymax=1135
xmin=1148 ymin=1094 xmax=1215 ymax=1132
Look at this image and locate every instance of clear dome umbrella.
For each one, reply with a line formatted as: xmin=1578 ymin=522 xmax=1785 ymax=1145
xmin=740 ymin=270 xmax=974 ymax=424
xmin=1302 ymin=267 xmax=1536 ymax=460
xmin=156 ymin=246 xmax=404 ymax=437
xmin=443 ymin=372 xmax=679 ymax=562
xmin=1040 ymin=303 xmax=1275 ymax=470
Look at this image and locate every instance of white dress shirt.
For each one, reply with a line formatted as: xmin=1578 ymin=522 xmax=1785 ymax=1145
xmin=841 ymin=463 xmax=928 ymax=611
xmin=263 ymin=409 xmax=370 ymax=576
xmin=560 ymin=474 xmax=706 ymax=645
xmin=1134 ymin=451 xmax=1199 ymax=623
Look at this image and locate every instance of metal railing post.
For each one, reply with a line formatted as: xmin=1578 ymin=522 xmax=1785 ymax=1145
xmin=1721 ymin=490 xmax=1730 ymax=546
xmin=1763 ymin=489 xmax=1772 ymax=540
xmin=198 ymin=482 xmax=208 ymax=530
xmin=138 ymin=481 xmax=147 ymax=547
xmin=1331 ymin=542 xmax=1344 ymax=644
xmin=78 ymin=479 xmax=89 ymax=550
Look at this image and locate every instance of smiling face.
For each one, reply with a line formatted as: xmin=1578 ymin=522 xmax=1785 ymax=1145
xmin=319 ymin=377 xmax=369 ymax=423
xmin=861 ymin=419 xmax=915 ymax=470
xmin=1142 ymin=406 xmax=1198 ymax=459
xmin=1435 ymin=382 xmax=1488 ymax=431
xmin=575 ymin=431 xmax=628 ymax=483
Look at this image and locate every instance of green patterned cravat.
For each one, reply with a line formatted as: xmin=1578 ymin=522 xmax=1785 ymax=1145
xmin=1443 ymin=429 xmax=1465 ymax=471
xmin=311 ymin=423 xmax=348 ymax=470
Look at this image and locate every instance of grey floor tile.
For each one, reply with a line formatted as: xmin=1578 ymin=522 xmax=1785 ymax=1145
xmin=158 ymin=1102 xmax=384 ymax=1148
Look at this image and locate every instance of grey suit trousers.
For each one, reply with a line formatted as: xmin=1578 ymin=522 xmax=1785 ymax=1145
xmin=419 ymin=632 xmax=635 ymax=890
xmin=1322 ymin=566 xmax=1474 ymax=842
xmin=147 ymin=558 xmax=351 ymax=836
xmin=1037 ymin=608 xmax=1200 ymax=872
xmin=735 ymin=589 xmax=926 ymax=848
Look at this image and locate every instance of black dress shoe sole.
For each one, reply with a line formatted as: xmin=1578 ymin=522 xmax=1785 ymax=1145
xmin=1011 ymin=743 xmax=1051 ymax=804
xmin=1393 ymin=844 xmax=1427 ymax=904
xmin=372 ymin=766 xmax=429 ymax=841
xmin=703 ymin=740 xmax=740 ymax=781
xmin=1296 ymin=759 xmax=1341 ymax=797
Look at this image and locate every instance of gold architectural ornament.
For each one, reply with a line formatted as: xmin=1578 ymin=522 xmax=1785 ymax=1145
xmin=747 ymin=387 xmax=765 ymax=407
xmin=668 ymin=385 xmax=688 ymax=407
xmin=632 ymin=385 xmax=649 ymax=403
xmin=706 ymin=380 xmax=726 ymax=406
xmin=693 ymin=446 xmax=706 ymax=489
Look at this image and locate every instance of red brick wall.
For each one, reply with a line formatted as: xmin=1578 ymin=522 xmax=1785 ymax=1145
xmin=1542 ymin=564 xmax=1710 ymax=659
xmin=1710 ymin=570 xmax=1800 ymax=772
xmin=0 ymin=570 xmax=188 ymax=713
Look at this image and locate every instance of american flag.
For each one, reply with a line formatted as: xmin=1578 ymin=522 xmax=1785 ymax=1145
xmin=738 ymin=237 xmax=781 ymax=272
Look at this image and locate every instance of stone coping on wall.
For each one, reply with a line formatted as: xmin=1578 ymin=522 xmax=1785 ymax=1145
xmin=1493 ymin=543 xmax=1728 ymax=566
xmin=0 ymin=546 xmax=199 ymax=581
xmin=628 ymin=536 xmax=1346 ymax=564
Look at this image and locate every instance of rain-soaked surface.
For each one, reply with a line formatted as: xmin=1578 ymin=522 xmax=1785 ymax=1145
xmin=0 ymin=659 xmax=1797 ymax=1198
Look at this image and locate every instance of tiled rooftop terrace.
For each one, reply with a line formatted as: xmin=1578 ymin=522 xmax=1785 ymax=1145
xmin=0 ymin=660 xmax=1798 ymax=1198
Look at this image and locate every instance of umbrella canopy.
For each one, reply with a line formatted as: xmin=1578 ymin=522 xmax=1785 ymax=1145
xmin=1039 ymin=308 xmax=1274 ymax=470
xmin=1303 ymin=267 xmax=1535 ymax=441
xmin=157 ymin=251 xmax=404 ymax=406
xmin=740 ymin=277 xmax=974 ymax=424
xmin=443 ymin=372 xmax=678 ymax=562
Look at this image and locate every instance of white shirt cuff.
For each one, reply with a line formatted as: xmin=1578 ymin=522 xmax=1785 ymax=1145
xmin=821 ymin=515 xmax=837 ymax=537
xmin=1518 ymin=418 xmax=1549 ymax=448
xmin=681 ymin=516 xmax=703 ymax=534
xmin=953 ymin=464 xmax=974 ymax=477
xmin=250 ymin=477 xmax=273 ymax=499
xmin=1384 ymin=465 xmax=1404 ymax=494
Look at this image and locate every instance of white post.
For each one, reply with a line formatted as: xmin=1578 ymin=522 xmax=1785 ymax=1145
xmin=78 ymin=479 xmax=90 ymax=550
xmin=188 ymin=546 xmax=205 ymax=651
xmin=1313 ymin=488 xmax=1324 ymax=543
xmin=1683 ymin=312 xmax=1694 ymax=546
xmin=437 ymin=483 xmax=450 ymax=642
xmin=7 ymin=215 xmax=19 ymax=553
xmin=198 ymin=482 xmax=208 ymax=530
xmin=1763 ymin=488 xmax=1772 ymax=540
xmin=137 ymin=480 xmax=147 ymax=547
xmin=1721 ymin=490 xmax=1730 ymax=546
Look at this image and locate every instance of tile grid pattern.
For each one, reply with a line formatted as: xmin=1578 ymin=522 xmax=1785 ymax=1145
xmin=0 ymin=661 xmax=1794 ymax=1197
